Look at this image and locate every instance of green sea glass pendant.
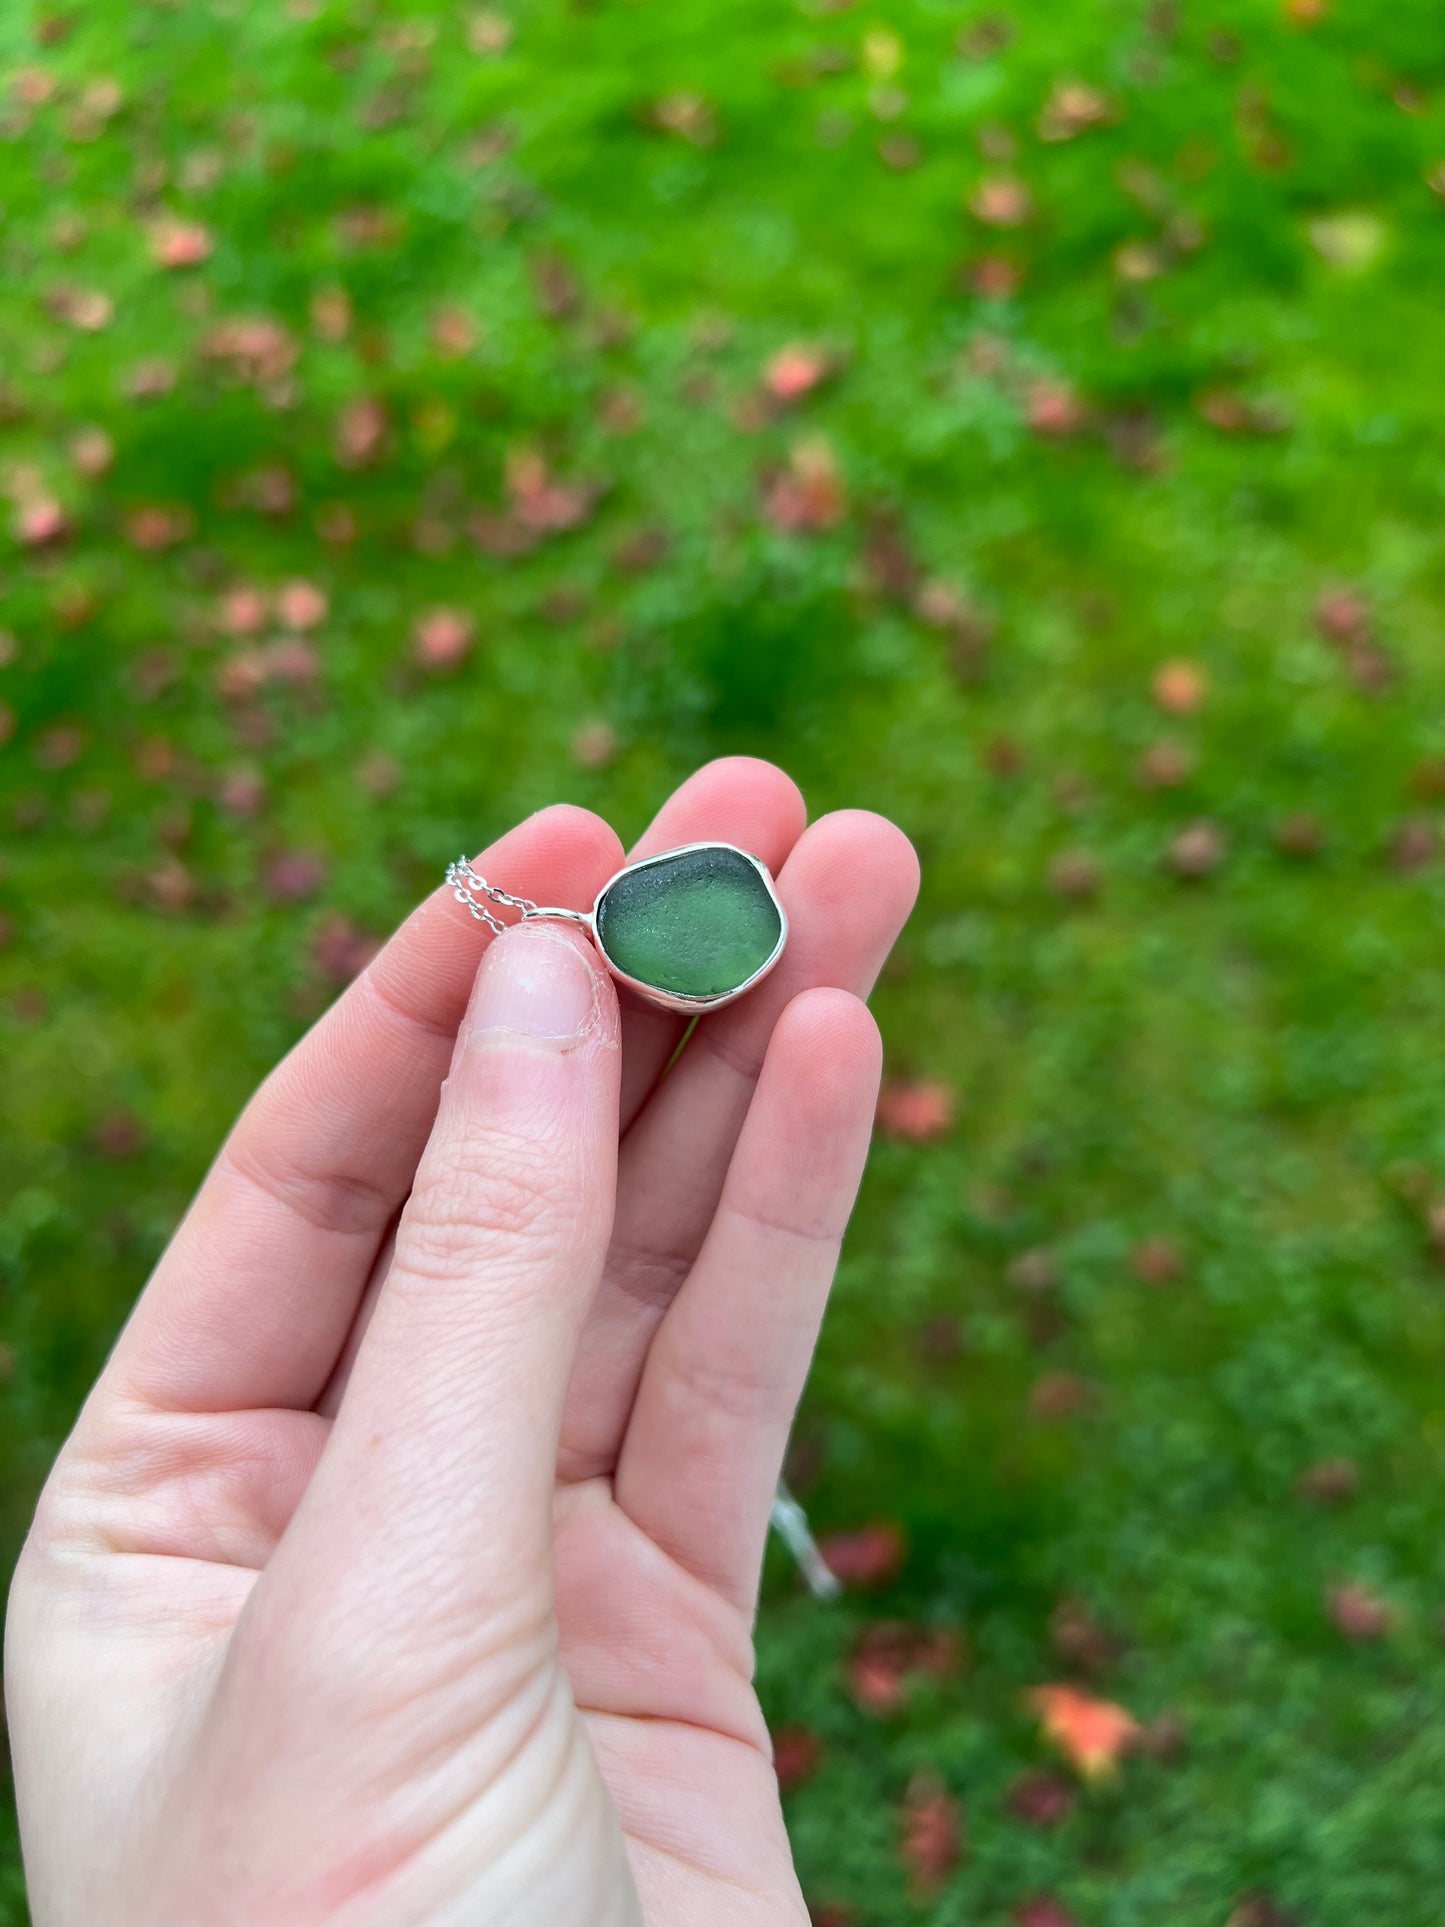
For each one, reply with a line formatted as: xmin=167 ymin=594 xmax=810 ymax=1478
xmin=591 ymin=843 xmax=787 ymax=1011
xmin=445 ymin=839 xmax=788 ymax=1012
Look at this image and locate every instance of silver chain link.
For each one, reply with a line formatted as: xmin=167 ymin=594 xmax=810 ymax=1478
xmin=444 ymin=857 xmax=539 ymax=938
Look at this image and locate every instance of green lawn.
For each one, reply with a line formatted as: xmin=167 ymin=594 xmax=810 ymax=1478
xmin=4 ymin=0 xmax=1445 ymax=1920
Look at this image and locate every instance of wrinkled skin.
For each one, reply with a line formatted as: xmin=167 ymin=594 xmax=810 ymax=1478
xmin=6 ymin=759 xmax=918 ymax=1927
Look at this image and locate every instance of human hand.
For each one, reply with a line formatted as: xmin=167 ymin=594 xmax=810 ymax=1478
xmin=5 ymin=758 xmax=918 ymax=1927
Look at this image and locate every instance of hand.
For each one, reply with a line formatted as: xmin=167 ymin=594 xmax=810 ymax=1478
xmin=5 ymin=758 xmax=918 ymax=1927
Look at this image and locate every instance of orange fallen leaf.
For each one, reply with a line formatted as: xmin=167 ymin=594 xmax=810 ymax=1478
xmin=1028 ymin=1684 xmax=1140 ymax=1780
xmin=1152 ymin=658 xmax=1208 ymax=713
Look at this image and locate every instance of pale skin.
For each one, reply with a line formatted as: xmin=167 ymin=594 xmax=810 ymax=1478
xmin=4 ymin=757 xmax=919 ymax=1927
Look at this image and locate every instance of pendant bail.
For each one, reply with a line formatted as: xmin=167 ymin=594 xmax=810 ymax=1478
xmin=521 ymin=904 xmax=593 ymax=928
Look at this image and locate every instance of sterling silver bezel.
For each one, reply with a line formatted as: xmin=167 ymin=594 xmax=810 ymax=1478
xmin=585 ymin=840 xmax=788 ymax=1015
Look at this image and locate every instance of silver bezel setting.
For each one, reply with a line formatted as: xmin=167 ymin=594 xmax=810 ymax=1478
xmin=586 ymin=841 xmax=788 ymax=1015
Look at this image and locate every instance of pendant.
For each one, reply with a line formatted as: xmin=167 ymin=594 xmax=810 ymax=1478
xmin=446 ymin=840 xmax=788 ymax=1014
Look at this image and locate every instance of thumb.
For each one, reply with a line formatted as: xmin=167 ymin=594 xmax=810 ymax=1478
xmin=280 ymin=920 xmax=620 ymax=1626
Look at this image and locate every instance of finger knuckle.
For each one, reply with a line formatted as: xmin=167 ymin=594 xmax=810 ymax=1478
xmin=400 ymin=1130 xmax=564 ymax=1274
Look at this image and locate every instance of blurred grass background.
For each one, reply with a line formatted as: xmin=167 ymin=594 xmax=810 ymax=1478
xmin=3 ymin=0 xmax=1445 ymax=1921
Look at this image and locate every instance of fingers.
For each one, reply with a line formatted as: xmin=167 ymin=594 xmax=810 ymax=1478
xmin=314 ymin=756 xmax=809 ymax=1423
xmin=560 ymin=809 xmax=918 ymax=1480
xmin=279 ymin=923 xmax=622 ymax=1617
xmin=615 ymin=757 xmax=807 ymax=1129
xmin=613 ymin=989 xmax=882 ymax=1618
xmin=106 ymin=805 xmax=624 ymax=1417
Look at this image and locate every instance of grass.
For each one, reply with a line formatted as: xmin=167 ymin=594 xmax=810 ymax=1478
xmin=3 ymin=0 xmax=1445 ymax=1919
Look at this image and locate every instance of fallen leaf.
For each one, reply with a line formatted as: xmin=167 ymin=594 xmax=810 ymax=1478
xmin=969 ymin=175 xmax=1033 ymax=227
xmin=276 ymin=580 xmax=327 ymax=630
xmin=1167 ymin=819 xmax=1227 ymax=878
xmin=1026 ymin=381 xmax=1088 ymax=437
xmin=1275 ymin=812 xmax=1325 ymax=858
xmin=336 ymin=395 xmax=390 ymax=468
xmin=818 ymin=1520 xmax=906 ymax=1588
xmin=1029 ymin=1684 xmax=1140 ymax=1780
xmin=1130 ymin=1237 xmax=1182 ymax=1286
xmin=1388 ymin=818 xmax=1436 ymax=872
xmin=311 ymin=914 xmax=380 ymax=985
xmin=1008 ymin=1247 xmax=1060 ymax=1294
xmin=571 ymin=720 xmax=617 ymax=769
xmin=14 ymin=497 xmax=70 ymax=548
xmin=1327 ymin=1581 xmax=1394 ymax=1641
xmin=69 ymin=426 xmax=114 ymax=478
xmin=1152 ymin=658 xmax=1208 ymax=713
xmin=1049 ymin=849 xmax=1101 ymax=900
xmin=1015 ymin=1902 xmax=1076 ymax=1927
xmin=1029 ymin=1373 xmax=1096 ymax=1421
xmin=1006 ymin=1771 xmax=1075 ymax=1828
xmin=847 ymin=1621 xmax=962 ymax=1713
xmin=413 ymin=608 xmax=475 ymax=673
xmin=1226 ymin=1899 xmax=1301 ymax=1927
xmin=1298 ymin=1458 xmax=1359 ymax=1504
xmin=900 ymin=1772 xmax=962 ymax=1895
xmin=771 ymin=1725 xmax=823 ymax=1792
xmin=431 ymin=306 xmax=479 ymax=357
xmin=648 ymin=92 xmax=718 ymax=147
xmin=125 ymin=504 xmax=194 ymax=551
xmin=93 ymin=1111 xmax=145 ymax=1159
xmin=877 ymin=1079 xmax=954 ymax=1142
xmin=1038 ymin=79 xmax=1113 ymax=142
xmin=265 ymin=850 xmax=328 ymax=904
xmin=1050 ymin=1597 xmax=1120 ymax=1674
xmin=47 ymin=286 xmax=113 ymax=331
xmin=761 ymin=437 xmax=847 ymax=532
xmin=764 ymin=343 xmax=834 ymax=404
xmin=149 ymin=217 xmax=213 ymax=268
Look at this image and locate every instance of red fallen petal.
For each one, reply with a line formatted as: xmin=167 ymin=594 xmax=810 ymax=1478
xmin=818 ymin=1520 xmax=906 ymax=1588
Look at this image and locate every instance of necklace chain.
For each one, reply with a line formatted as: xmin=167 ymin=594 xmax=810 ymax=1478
xmin=444 ymin=857 xmax=539 ymax=938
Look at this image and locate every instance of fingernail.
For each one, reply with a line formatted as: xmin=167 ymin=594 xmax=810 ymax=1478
xmin=467 ymin=924 xmax=599 ymax=1044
